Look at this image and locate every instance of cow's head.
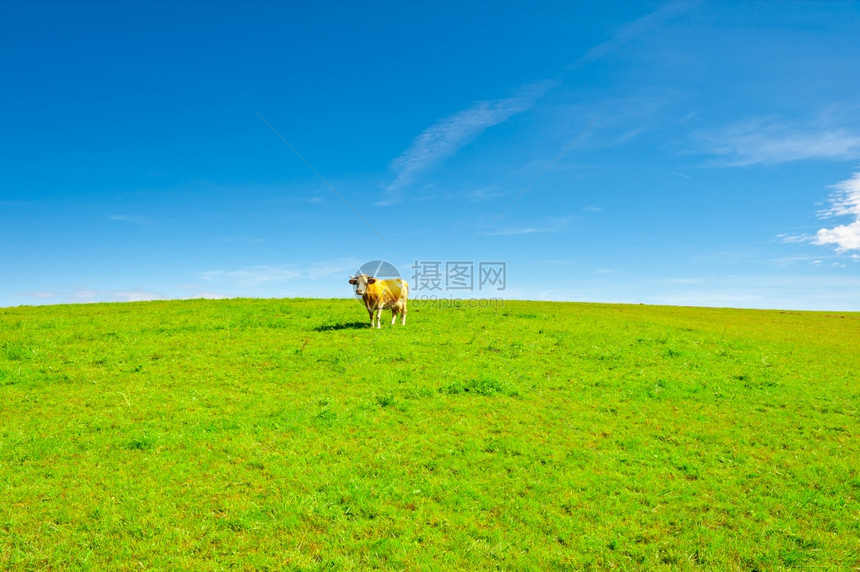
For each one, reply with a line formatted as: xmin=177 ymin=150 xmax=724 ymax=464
xmin=348 ymin=274 xmax=376 ymax=295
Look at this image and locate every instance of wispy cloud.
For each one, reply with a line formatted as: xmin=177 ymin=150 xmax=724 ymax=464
xmin=23 ymin=291 xmax=59 ymax=300
xmin=380 ymin=81 xmax=556 ymax=205
xmin=380 ymin=1 xmax=697 ymax=207
xmin=702 ymin=115 xmax=860 ymax=166
xmin=572 ymin=1 xmax=698 ymax=67
xmin=200 ymin=258 xmax=361 ymax=288
xmin=543 ymin=92 xmax=683 ymax=155
xmin=10 ymin=288 xmax=229 ymax=307
xmin=467 ymin=184 xmax=508 ymax=202
xmin=484 ymin=217 xmax=572 ymax=236
xmin=667 ymin=170 xmax=692 ymax=179
xmin=17 ymin=289 xmax=166 ymax=304
xmin=183 ymin=291 xmax=233 ymax=300
xmin=814 ymin=171 xmax=860 ymax=252
xmin=486 ymin=227 xmax=551 ymax=237
xmin=645 ymin=274 xmax=860 ymax=311
xmin=201 ymin=266 xmax=301 ymax=288
xmin=109 ymin=214 xmax=155 ymax=226
xmin=70 ymin=290 xmax=165 ymax=303
xmin=782 ymin=171 xmax=860 ymax=253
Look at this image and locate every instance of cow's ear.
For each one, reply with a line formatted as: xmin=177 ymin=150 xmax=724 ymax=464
xmin=349 ymin=279 xmax=357 ymax=285
xmin=367 ymin=278 xmax=376 ymax=284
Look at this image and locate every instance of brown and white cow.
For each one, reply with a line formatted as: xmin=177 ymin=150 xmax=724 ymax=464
xmin=349 ymin=274 xmax=408 ymax=328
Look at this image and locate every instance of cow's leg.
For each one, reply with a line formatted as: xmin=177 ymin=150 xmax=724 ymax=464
xmin=401 ymin=304 xmax=407 ymax=325
xmin=367 ymin=308 xmax=375 ymax=328
xmin=390 ymin=308 xmax=397 ymax=326
xmin=376 ymin=308 xmax=382 ymax=329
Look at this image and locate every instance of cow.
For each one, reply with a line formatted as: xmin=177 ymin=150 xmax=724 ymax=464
xmin=348 ymin=274 xmax=408 ymax=328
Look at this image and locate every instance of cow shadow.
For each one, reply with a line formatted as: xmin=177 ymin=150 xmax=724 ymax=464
xmin=314 ymin=321 xmax=369 ymax=332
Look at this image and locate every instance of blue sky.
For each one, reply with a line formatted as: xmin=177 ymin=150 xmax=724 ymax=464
xmin=2 ymin=1 xmax=860 ymax=310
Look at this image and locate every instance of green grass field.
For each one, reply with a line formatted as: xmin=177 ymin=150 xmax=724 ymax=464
xmin=1 ymin=298 xmax=858 ymax=570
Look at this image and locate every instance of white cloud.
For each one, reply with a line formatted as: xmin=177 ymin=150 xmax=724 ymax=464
xmin=68 ymin=290 xmax=165 ymax=303
xmin=379 ymin=2 xmax=699 ymax=207
xmin=467 ymin=184 xmax=507 ymax=202
xmin=9 ymin=289 xmax=166 ymax=307
xmin=815 ymin=221 xmax=860 ymax=252
xmin=109 ymin=214 xmax=155 ymax=226
xmin=380 ymin=81 xmax=555 ymax=205
xmin=8 ymin=288 xmax=234 ymax=308
xmin=200 ymin=266 xmax=301 ymax=287
xmin=573 ymin=1 xmax=698 ymax=66
xmin=818 ymin=172 xmax=860 ymax=218
xmin=644 ymin=274 xmax=860 ymax=311
xmin=28 ymin=291 xmax=59 ymax=299
xmin=199 ymin=258 xmax=362 ymax=288
xmin=814 ymin=172 xmax=860 ymax=253
xmin=778 ymin=233 xmax=810 ymax=244
xmin=703 ymin=116 xmax=860 ymax=166
xmin=485 ymin=227 xmax=548 ymax=236
xmin=667 ymin=170 xmax=692 ymax=179
xmin=5 ymin=259 xmax=363 ymax=308
xmin=185 ymin=291 xmax=233 ymax=300
xmin=484 ymin=217 xmax=572 ymax=236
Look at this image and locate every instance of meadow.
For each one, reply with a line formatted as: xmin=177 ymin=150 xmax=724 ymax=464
xmin=0 ymin=298 xmax=858 ymax=570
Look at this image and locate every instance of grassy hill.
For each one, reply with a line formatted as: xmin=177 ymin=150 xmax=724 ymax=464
xmin=1 ymin=298 xmax=858 ymax=569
